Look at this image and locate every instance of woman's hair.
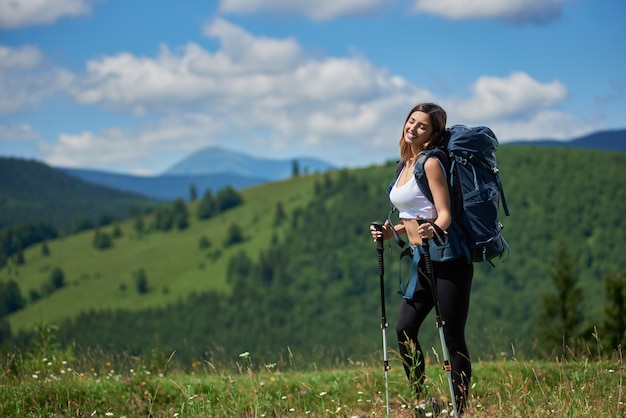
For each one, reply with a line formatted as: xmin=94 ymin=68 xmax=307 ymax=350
xmin=399 ymin=102 xmax=447 ymax=162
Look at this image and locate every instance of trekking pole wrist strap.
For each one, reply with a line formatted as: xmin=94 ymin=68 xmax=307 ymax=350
xmin=419 ymin=219 xmax=448 ymax=247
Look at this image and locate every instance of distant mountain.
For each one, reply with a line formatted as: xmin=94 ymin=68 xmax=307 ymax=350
xmin=506 ymin=129 xmax=626 ymax=153
xmin=59 ymin=168 xmax=271 ymax=201
xmin=0 ymin=158 xmax=157 ymax=231
xmin=59 ymin=146 xmax=336 ymax=201
xmin=49 ymin=129 xmax=624 ymax=202
xmin=163 ymin=146 xmax=335 ymax=178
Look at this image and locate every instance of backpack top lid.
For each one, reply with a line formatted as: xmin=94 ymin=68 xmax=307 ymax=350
xmin=444 ymin=125 xmax=499 ymax=170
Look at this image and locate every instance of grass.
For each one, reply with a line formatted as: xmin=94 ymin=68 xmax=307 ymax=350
xmin=1 ymin=341 xmax=624 ymax=418
xmin=2 ymin=173 xmax=321 ymax=332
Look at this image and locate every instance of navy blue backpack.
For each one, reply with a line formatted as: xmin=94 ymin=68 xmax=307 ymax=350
xmin=401 ymin=125 xmax=510 ymax=264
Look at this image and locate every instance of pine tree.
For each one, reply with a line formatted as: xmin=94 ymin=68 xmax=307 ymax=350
xmin=602 ymin=271 xmax=626 ymax=351
xmin=0 ymin=280 xmax=25 ymax=316
xmin=197 ymin=190 xmax=216 ymax=220
xmin=273 ymin=201 xmax=287 ymax=226
xmin=224 ymin=223 xmax=244 ymax=246
xmin=41 ymin=240 xmax=50 ymax=256
xmin=535 ymin=240 xmax=584 ymax=357
xmin=134 ymin=269 xmax=149 ymax=294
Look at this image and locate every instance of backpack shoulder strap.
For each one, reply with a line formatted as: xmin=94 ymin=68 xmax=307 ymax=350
xmin=388 ymin=160 xmax=406 ymax=195
xmin=413 ymin=148 xmax=449 ymax=203
xmin=395 ymin=159 xmax=405 ymax=178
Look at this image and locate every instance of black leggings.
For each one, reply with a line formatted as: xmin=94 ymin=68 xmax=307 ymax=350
xmin=395 ymin=256 xmax=473 ymax=412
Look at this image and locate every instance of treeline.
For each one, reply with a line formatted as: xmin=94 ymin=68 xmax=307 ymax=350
xmin=0 ymin=223 xmax=58 ymax=268
xmin=4 ymin=147 xmax=626 ymax=367
xmin=0 ymin=185 xmax=245 ymax=319
xmin=0 ymin=181 xmax=243 ymax=263
xmin=0 ymin=157 xmax=158 ymax=233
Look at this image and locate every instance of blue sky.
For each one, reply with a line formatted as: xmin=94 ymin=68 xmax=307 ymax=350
xmin=1 ymin=0 xmax=624 ymax=175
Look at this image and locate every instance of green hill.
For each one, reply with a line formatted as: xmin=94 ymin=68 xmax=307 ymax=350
xmin=2 ymin=147 xmax=625 ymax=366
xmin=0 ymin=157 xmax=158 ymax=232
xmin=1 ymin=172 xmax=319 ymax=327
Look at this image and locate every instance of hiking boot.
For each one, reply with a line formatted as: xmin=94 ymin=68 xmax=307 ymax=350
xmin=415 ymin=397 xmax=443 ymax=417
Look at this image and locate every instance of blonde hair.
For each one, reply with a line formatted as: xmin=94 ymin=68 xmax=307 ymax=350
xmin=399 ymin=103 xmax=447 ymax=162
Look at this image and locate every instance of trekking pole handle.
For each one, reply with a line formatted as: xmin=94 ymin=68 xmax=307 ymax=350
xmin=371 ymin=221 xmax=384 ymax=250
xmin=371 ymin=221 xmax=385 ymax=275
xmin=417 ymin=219 xmax=433 ymax=277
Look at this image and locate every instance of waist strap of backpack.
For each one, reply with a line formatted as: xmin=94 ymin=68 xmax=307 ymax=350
xmin=398 ymin=245 xmax=424 ymax=300
xmin=387 ymin=210 xmax=449 ymax=299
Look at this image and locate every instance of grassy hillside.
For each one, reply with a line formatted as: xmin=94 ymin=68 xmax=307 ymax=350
xmin=2 ymin=173 xmax=321 ymax=331
xmin=0 ymin=157 xmax=158 ymax=231
xmin=2 ymin=147 xmax=626 ymax=365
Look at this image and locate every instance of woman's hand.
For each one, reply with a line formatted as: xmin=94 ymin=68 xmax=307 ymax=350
xmin=370 ymin=220 xmax=391 ymax=242
xmin=417 ymin=220 xmax=435 ymax=240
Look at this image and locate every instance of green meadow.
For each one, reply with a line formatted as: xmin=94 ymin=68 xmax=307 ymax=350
xmin=2 ymin=147 xmax=626 ymax=417
xmin=1 ymin=339 xmax=623 ymax=417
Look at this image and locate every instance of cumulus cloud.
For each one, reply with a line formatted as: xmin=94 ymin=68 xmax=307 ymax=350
xmin=439 ymin=72 xmax=580 ymax=143
xmin=411 ymin=0 xmax=568 ymax=25
xmin=72 ymin=19 xmax=306 ymax=112
xmin=67 ymin=18 xmax=430 ymax=159
xmin=4 ymin=19 xmax=587 ymax=172
xmin=0 ymin=0 xmax=93 ymax=29
xmin=0 ymin=44 xmax=43 ymax=69
xmin=0 ymin=122 xmax=39 ymax=141
xmin=42 ymin=113 xmax=227 ymax=174
xmin=451 ymin=71 xmax=567 ymax=120
xmin=488 ymin=110 xmax=603 ymax=142
xmin=218 ymin=0 xmax=386 ymax=21
xmin=0 ymin=45 xmax=73 ymax=114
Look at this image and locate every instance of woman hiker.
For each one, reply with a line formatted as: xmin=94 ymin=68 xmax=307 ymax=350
xmin=370 ymin=102 xmax=473 ymax=416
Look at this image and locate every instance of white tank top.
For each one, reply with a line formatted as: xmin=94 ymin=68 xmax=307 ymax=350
xmin=389 ymin=175 xmax=437 ymax=219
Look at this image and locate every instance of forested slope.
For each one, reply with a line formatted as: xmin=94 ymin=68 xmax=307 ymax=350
xmin=3 ymin=147 xmax=625 ymax=367
xmin=0 ymin=157 xmax=157 ymax=231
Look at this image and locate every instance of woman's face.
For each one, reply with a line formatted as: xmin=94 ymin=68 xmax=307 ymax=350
xmin=404 ymin=110 xmax=433 ymax=148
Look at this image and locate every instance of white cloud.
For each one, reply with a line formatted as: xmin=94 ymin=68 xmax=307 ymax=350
xmin=42 ymin=113 xmax=227 ymax=174
xmin=68 ymin=18 xmax=426 ymax=149
xmin=202 ymin=18 xmax=304 ymax=71
xmin=0 ymin=44 xmax=43 ymax=69
xmin=7 ymin=19 xmax=590 ymax=172
xmin=59 ymin=16 xmax=430 ymax=170
xmin=0 ymin=122 xmax=39 ymax=141
xmin=45 ymin=18 xmax=438 ymax=171
xmin=451 ymin=71 xmax=567 ymax=121
xmin=0 ymin=45 xmax=73 ymax=114
xmin=411 ymin=0 xmax=567 ymax=24
xmin=489 ymin=110 xmax=603 ymax=142
xmin=72 ymin=19 xmax=306 ymax=112
xmin=0 ymin=0 xmax=93 ymax=29
xmin=219 ymin=0 xmax=386 ymax=21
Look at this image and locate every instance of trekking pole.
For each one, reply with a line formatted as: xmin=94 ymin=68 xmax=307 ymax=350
xmin=371 ymin=221 xmax=391 ymax=418
xmin=418 ymin=219 xmax=460 ymax=417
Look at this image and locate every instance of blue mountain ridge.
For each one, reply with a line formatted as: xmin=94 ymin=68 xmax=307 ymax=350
xmin=162 ymin=146 xmax=335 ymax=178
xmin=505 ymin=128 xmax=626 ymax=153
xmin=58 ymin=129 xmax=624 ymax=201
xmin=58 ymin=168 xmax=272 ymax=201
xmin=59 ymin=146 xmax=335 ymax=201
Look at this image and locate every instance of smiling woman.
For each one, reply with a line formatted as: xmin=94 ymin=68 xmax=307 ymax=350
xmin=370 ymin=102 xmax=474 ymax=416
